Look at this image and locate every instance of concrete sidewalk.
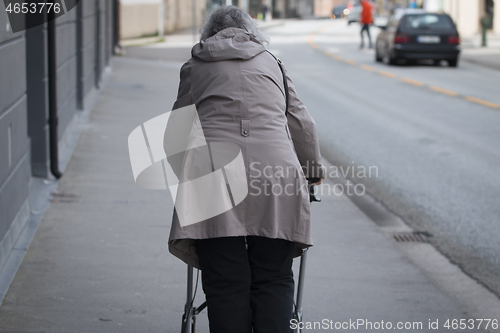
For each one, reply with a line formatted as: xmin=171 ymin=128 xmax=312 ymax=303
xmin=460 ymin=32 xmax=500 ymax=71
xmin=461 ymin=47 xmax=500 ymax=72
xmin=1 ymin=32 xmax=500 ymax=333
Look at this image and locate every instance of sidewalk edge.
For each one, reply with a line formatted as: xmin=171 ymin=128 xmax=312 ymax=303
xmin=0 ymin=65 xmax=113 ymax=306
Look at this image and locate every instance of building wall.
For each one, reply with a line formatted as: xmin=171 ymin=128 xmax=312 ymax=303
xmin=0 ymin=2 xmax=30 ymax=269
xmin=314 ymin=0 xmax=336 ymax=17
xmin=26 ymin=25 xmax=49 ymax=178
xmin=286 ymin=0 xmax=314 ymax=18
xmin=268 ymin=0 xmax=316 ymax=18
xmin=120 ymin=3 xmax=159 ymax=39
xmin=273 ymin=0 xmax=286 ymax=17
xmin=494 ymin=1 xmax=500 ymax=35
xmin=119 ymin=0 xmax=207 ymax=40
xmin=0 ymin=0 xmax=115 ymax=272
xmin=163 ymin=0 xmax=206 ymax=34
xmin=56 ymin=3 xmax=78 ymax=147
xmin=441 ymin=0 xmax=481 ymax=37
xmin=80 ymin=0 xmax=99 ymax=108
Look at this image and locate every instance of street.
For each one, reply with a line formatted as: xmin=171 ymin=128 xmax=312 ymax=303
xmin=265 ymin=18 xmax=500 ymax=297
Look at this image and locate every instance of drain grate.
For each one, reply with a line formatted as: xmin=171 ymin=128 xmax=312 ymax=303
xmin=393 ymin=232 xmax=430 ymax=243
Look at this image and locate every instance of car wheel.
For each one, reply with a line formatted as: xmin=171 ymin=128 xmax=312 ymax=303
xmin=375 ymin=49 xmax=382 ymax=62
xmin=383 ymin=48 xmax=396 ymax=65
xmin=348 ymin=21 xmax=351 ymax=25
xmin=448 ymin=58 xmax=458 ymax=67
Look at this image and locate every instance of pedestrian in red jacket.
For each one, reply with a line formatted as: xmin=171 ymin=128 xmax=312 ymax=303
xmin=360 ymin=0 xmax=374 ymax=48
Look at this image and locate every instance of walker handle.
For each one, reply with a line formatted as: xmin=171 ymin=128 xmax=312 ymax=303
xmin=309 ymin=185 xmax=321 ymax=203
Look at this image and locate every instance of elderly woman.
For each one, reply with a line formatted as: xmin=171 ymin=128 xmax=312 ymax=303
xmin=164 ymin=6 xmax=325 ymax=333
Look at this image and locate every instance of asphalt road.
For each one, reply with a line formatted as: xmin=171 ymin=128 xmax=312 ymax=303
xmin=265 ymin=19 xmax=500 ymax=296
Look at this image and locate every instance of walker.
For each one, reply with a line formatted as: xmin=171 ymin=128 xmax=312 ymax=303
xmin=180 ymin=185 xmax=321 ymax=333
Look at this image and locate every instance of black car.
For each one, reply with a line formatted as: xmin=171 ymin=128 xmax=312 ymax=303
xmin=375 ymin=9 xmax=461 ymax=67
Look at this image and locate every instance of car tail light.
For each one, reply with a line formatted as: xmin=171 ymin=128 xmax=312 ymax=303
xmin=447 ymin=35 xmax=460 ymax=44
xmin=395 ymin=34 xmax=410 ymax=43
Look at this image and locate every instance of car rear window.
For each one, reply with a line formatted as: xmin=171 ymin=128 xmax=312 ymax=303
xmin=402 ymin=14 xmax=455 ymax=31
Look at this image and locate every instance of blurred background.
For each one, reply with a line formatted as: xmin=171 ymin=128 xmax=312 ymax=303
xmin=118 ymin=0 xmax=498 ymax=39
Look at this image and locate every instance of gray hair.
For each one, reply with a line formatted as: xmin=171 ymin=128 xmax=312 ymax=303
xmin=200 ymin=6 xmax=270 ymax=45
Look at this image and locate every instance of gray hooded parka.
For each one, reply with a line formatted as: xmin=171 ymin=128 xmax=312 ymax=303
xmin=164 ymin=27 xmax=325 ymax=268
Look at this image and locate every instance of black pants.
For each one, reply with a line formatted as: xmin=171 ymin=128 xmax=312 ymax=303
xmin=196 ymin=236 xmax=295 ymax=333
xmin=360 ymin=24 xmax=372 ymax=48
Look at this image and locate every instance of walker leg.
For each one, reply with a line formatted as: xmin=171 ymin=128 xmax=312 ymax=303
xmin=293 ymin=250 xmax=308 ymax=333
xmin=181 ymin=266 xmax=194 ymax=333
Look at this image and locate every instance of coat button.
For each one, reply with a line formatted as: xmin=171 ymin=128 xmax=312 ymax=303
xmin=243 ymin=130 xmax=248 ymax=135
